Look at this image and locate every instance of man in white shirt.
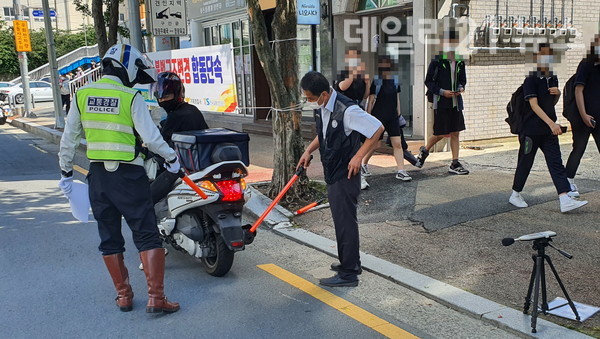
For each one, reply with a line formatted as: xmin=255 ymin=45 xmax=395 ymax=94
xmin=297 ymin=71 xmax=383 ymax=287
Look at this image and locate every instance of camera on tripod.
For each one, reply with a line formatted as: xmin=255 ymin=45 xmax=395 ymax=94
xmin=502 ymin=230 xmax=580 ymax=333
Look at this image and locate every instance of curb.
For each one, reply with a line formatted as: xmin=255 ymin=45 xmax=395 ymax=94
xmin=8 ymin=117 xmax=87 ymax=153
xmin=244 ymin=188 xmax=592 ymax=339
xmin=9 ymin=114 xmax=593 ymax=339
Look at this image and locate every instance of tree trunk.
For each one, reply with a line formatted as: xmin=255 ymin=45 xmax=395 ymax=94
xmin=247 ymin=0 xmax=308 ymax=201
xmin=107 ymin=0 xmax=120 ymax=46
xmin=91 ymin=0 xmax=109 ymax=57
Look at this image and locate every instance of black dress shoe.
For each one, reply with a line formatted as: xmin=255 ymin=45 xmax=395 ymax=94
xmin=319 ymin=274 xmax=359 ymax=287
xmin=330 ymin=263 xmax=363 ymax=274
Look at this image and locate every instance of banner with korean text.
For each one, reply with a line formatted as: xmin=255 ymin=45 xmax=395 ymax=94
xmin=144 ymin=44 xmax=237 ymax=113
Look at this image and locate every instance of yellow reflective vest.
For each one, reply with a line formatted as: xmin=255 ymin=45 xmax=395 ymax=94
xmin=77 ymin=78 xmax=139 ymax=161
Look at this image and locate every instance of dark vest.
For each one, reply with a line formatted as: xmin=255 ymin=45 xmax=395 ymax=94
xmin=315 ymin=92 xmax=361 ymax=184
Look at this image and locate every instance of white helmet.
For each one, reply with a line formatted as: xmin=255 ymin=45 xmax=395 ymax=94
xmin=101 ymin=44 xmax=157 ymax=87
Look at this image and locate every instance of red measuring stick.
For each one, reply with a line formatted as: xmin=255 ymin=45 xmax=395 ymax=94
xmin=296 ymin=201 xmax=318 ymax=215
xmin=178 ymin=171 xmax=209 ymax=200
xmin=249 ymin=166 xmax=306 ymax=233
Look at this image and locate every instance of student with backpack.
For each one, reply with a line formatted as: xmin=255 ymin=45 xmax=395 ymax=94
xmin=564 ymin=34 xmax=600 ymax=197
xmin=416 ymin=30 xmax=469 ymax=175
xmin=509 ymin=43 xmax=587 ymax=212
xmin=360 ymin=55 xmax=412 ymax=182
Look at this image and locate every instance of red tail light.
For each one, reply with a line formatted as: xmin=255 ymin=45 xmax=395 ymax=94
xmin=230 ymin=241 xmax=244 ymax=248
xmin=214 ymin=180 xmax=243 ymax=201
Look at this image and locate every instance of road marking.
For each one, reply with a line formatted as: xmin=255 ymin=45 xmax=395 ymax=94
xmin=257 ymin=264 xmax=419 ymax=339
xmin=73 ymin=165 xmax=89 ymax=176
xmin=29 ymin=144 xmax=47 ymax=154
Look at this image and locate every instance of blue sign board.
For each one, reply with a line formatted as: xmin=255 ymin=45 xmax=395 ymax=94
xmin=297 ymin=0 xmax=320 ymax=25
xmin=32 ymin=10 xmax=56 ymax=17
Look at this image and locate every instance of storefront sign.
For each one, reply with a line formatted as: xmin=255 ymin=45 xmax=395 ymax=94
xmin=13 ymin=20 xmax=32 ymax=52
xmin=188 ymin=0 xmax=246 ymax=17
xmin=142 ymin=45 xmax=238 ymax=113
xmin=297 ymin=0 xmax=320 ymax=25
xmin=150 ymin=0 xmax=188 ymax=36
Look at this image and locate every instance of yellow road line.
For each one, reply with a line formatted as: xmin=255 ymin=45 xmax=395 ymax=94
xmin=73 ymin=165 xmax=88 ymax=176
xmin=257 ymin=264 xmax=419 ymax=339
xmin=29 ymin=144 xmax=48 ymax=154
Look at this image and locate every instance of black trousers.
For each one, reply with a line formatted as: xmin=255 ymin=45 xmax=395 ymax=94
xmin=512 ymin=134 xmax=571 ymax=195
xmin=61 ymin=94 xmax=70 ymax=114
xmin=88 ymin=163 xmax=162 ymax=256
xmin=150 ymin=170 xmax=179 ymax=204
xmin=565 ymin=120 xmax=600 ymax=179
xmin=327 ymin=173 xmax=361 ymax=280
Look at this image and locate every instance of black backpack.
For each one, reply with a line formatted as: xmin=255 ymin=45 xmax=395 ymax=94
xmin=562 ymin=74 xmax=578 ymax=122
xmin=505 ymin=82 xmax=529 ymax=135
xmin=425 ymin=60 xmax=440 ymax=103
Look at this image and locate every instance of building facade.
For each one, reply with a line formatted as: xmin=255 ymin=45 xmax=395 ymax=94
xmin=332 ymin=0 xmax=600 ymax=141
xmin=2 ymin=0 xmax=89 ymax=33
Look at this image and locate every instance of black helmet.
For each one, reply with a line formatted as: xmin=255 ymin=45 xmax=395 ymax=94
xmin=151 ymin=72 xmax=184 ymax=103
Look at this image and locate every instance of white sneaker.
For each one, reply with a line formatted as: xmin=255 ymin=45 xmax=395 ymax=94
xmin=360 ymin=175 xmax=370 ymax=190
xmin=509 ymin=192 xmax=528 ymax=208
xmin=560 ymin=197 xmax=588 ymax=213
xmin=567 ymin=183 xmax=580 ymax=198
xmin=361 ymin=164 xmax=372 ymax=177
xmin=395 ymin=170 xmax=412 ymax=181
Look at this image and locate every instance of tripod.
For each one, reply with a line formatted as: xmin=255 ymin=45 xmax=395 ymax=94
xmin=523 ymin=237 xmax=580 ymax=333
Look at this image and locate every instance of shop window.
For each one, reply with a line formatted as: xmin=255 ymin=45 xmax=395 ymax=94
xmin=219 ymin=23 xmax=232 ymax=44
xmin=211 ymin=26 xmax=219 ymax=45
xmin=232 ymin=21 xmax=241 ymax=47
xmin=357 ymin=0 xmax=400 ymax=11
xmin=204 ymin=27 xmax=211 ymax=46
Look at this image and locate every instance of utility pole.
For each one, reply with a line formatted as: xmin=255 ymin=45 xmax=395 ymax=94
xmin=128 ymin=0 xmax=144 ymax=51
xmin=13 ymin=0 xmax=32 ymax=118
xmin=145 ymin=0 xmax=155 ymax=52
xmin=53 ymin=0 xmax=58 ymax=33
xmin=42 ymin=0 xmax=64 ymax=129
xmin=64 ymin=0 xmax=71 ymax=32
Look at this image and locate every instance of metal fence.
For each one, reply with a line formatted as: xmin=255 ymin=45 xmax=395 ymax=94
xmin=69 ymin=67 xmax=102 ymax=95
xmin=11 ymin=44 xmax=99 ymax=84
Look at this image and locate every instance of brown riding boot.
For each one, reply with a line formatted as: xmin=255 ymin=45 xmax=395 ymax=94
xmin=140 ymin=248 xmax=180 ymax=313
xmin=102 ymin=253 xmax=134 ymax=312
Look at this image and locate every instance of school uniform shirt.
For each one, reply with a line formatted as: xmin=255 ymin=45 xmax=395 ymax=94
xmin=522 ymin=73 xmax=559 ymax=136
xmin=574 ymin=60 xmax=600 ymax=119
xmin=320 ymin=90 xmax=382 ymax=140
xmin=369 ymin=79 xmax=400 ymax=122
xmin=333 ymin=71 xmax=367 ymax=104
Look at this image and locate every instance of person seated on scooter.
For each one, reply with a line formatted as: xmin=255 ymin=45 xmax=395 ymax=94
xmin=150 ymin=72 xmax=209 ymax=204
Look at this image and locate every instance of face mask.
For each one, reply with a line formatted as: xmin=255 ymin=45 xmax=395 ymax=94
xmin=538 ymin=55 xmax=554 ymax=66
xmin=379 ymin=67 xmax=391 ymax=73
xmin=304 ymin=93 xmax=324 ymax=110
xmin=158 ymin=98 xmax=179 ymax=112
xmin=348 ymin=58 xmax=360 ymax=68
xmin=443 ymin=45 xmax=456 ymax=52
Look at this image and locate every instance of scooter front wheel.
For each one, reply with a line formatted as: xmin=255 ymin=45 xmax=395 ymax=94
xmin=201 ymin=235 xmax=234 ymax=277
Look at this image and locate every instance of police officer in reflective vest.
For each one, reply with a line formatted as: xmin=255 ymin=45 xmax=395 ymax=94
xmin=58 ymin=44 xmax=180 ymax=313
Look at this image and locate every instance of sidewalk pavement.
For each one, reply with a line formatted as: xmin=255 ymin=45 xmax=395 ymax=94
xmin=9 ymin=106 xmax=598 ymax=338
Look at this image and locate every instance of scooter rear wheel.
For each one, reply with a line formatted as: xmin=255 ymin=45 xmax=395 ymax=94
xmin=201 ymin=235 xmax=234 ymax=277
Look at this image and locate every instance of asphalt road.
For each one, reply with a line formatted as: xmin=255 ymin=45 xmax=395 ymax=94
xmin=0 ymin=123 xmax=517 ymax=339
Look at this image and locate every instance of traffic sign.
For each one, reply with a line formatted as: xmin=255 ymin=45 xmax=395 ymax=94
xmin=150 ymin=0 xmax=187 ymax=36
xmin=13 ymin=20 xmax=32 ymax=52
xmin=32 ymin=9 xmax=56 ymax=17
